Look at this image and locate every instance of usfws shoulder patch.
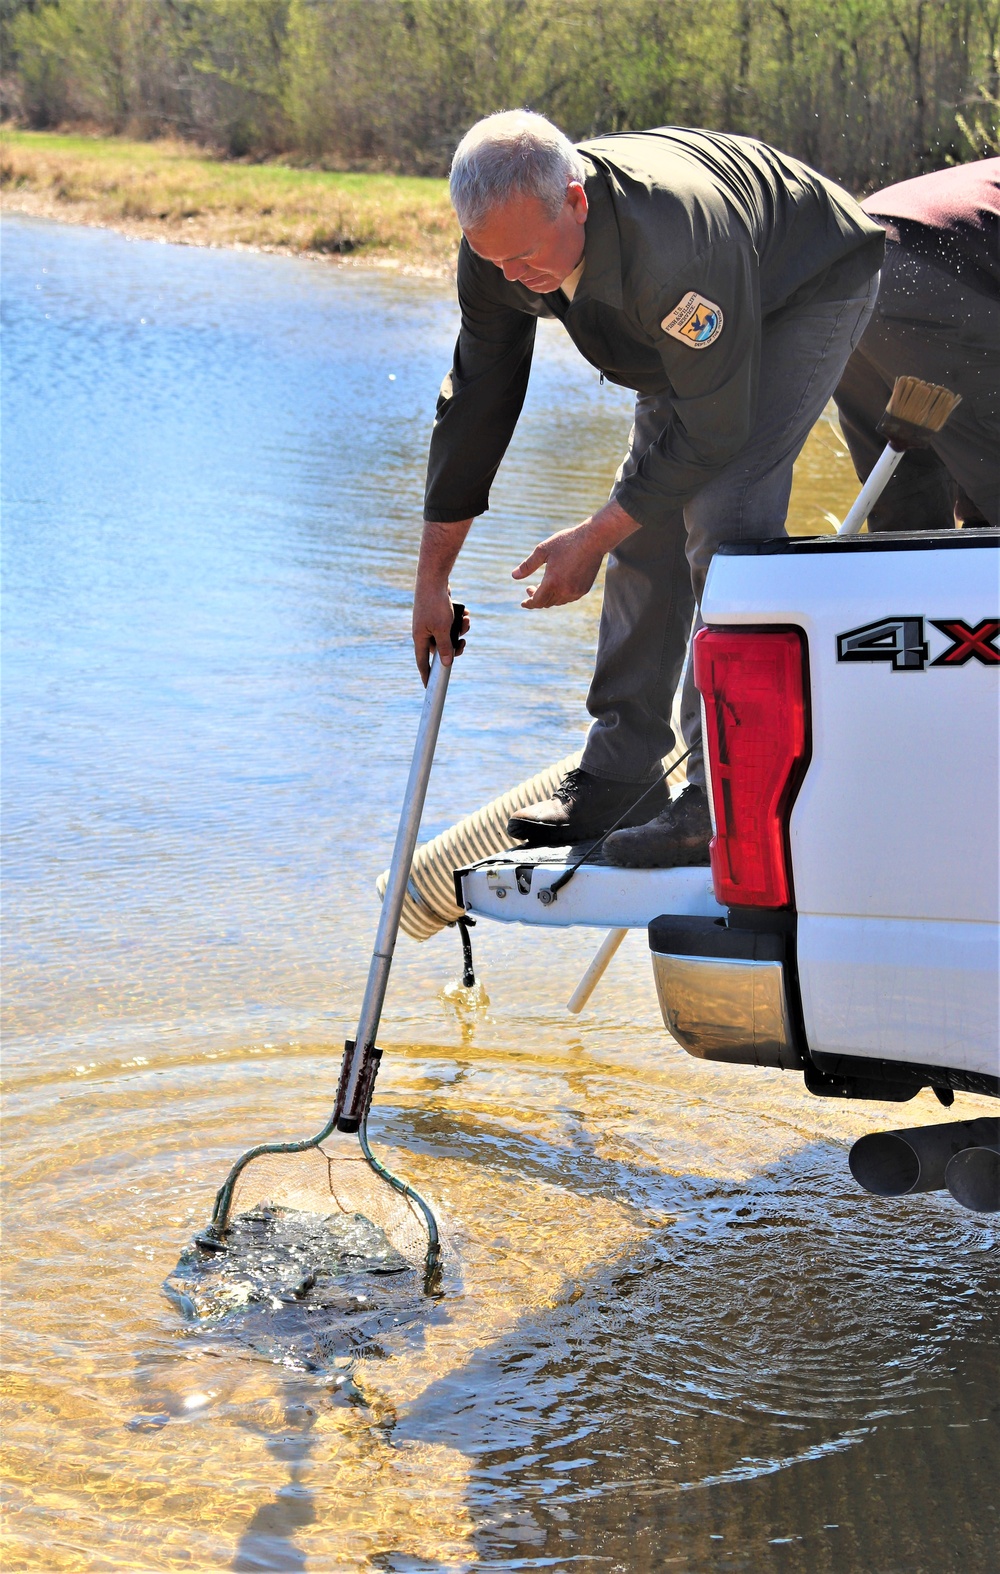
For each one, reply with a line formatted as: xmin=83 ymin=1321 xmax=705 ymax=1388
xmin=661 ymin=292 xmax=724 ymax=349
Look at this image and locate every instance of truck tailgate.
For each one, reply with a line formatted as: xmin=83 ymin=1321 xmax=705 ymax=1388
xmin=702 ymin=533 xmax=999 ymax=1079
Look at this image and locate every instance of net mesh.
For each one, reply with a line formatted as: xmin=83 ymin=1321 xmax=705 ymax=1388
xmin=225 ymin=1138 xmax=431 ymax=1266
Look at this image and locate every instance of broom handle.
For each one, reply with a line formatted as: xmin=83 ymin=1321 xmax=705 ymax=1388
xmin=340 ymin=607 xmax=464 ymax=1123
xmin=837 ymin=443 xmax=904 ymax=536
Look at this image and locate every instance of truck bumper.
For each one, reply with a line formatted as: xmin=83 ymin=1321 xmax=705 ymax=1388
xmin=648 ymin=915 xmax=803 ymax=1071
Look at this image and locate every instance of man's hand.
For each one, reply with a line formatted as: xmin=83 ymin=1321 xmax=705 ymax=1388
xmin=413 ymin=518 xmax=473 ymax=684
xmin=512 ymin=499 xmax=642 ymax=609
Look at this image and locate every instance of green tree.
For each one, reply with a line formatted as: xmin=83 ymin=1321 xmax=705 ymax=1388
xmin=6 ymin=0 xmax=997 ymax=182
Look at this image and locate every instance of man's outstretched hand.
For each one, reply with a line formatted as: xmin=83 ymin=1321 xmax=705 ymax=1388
xmin=512 ymin=500 xmax=641 ymax=609
xmin=411 ymin=501 xmax=640 ymax=683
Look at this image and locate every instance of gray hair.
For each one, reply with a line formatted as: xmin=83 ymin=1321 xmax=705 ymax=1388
xmin=450 ymin=110 xmax=586 ymax=231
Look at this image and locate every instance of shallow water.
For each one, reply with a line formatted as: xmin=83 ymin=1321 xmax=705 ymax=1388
xmin=3 ymin=215 xmax=997 ymax=1573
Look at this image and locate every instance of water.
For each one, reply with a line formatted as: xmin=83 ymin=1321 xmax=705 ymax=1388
xmin=3 ymin=214 xmax=997 ymax=1573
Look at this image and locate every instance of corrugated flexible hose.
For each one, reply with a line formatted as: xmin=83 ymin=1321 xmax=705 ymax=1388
xmin=377 ymin=744 xmax=690 ymax=941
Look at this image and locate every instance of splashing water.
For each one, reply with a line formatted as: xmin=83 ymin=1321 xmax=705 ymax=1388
xmin=440 ymin=977 xmax=491 ymax=1011
xmin=164 ymin=1207 xmax=429 ymax=1371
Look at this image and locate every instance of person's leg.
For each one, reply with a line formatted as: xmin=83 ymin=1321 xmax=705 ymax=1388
xmin=843 ymin=248 xmax=1000 ymax=527
xmin=580 ymin=396 xmax=694 ymax=783
xmin=678 ymin=273 xmax=880 ymax=789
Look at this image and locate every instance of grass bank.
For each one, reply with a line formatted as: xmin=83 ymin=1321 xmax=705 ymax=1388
xmin=0 ymin=130 xmax=459 ymax=272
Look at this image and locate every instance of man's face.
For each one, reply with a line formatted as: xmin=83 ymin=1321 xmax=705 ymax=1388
xmin=463 ymin=182 xmax=588 ymax=292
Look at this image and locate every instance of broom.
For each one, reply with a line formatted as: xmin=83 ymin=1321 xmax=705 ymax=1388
xmin=838 ymin=376 xmax=962 ymax=535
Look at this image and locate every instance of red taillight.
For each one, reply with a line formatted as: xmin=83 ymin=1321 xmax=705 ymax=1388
xmin=693 ymin=627 xmax=809 ymax=909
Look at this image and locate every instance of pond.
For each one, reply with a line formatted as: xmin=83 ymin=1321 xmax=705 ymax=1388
xmin=2 ymin=213 xmax=997 ymax=1572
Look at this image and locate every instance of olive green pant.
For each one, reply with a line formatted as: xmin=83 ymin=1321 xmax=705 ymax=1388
xmin=582 ymin=277 xmax=879 ymax=788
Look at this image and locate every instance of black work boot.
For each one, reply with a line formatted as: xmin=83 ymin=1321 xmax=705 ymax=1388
xmin=506 ymin=767 xmax=668 ymax=847
xmin=602 ymin=785 xmax=712 ymax=868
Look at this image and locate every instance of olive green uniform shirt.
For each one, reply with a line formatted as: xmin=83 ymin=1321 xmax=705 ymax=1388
xmin=424 ymin=129 xmax=884 ymax=529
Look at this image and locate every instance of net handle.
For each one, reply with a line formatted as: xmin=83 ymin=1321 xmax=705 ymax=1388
xmin=337 ymin=605 xmax=464 ymax=1130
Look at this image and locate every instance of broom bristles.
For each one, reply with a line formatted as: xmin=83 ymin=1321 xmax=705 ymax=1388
xmin=886 ymin=375 xmax=962 ymax=432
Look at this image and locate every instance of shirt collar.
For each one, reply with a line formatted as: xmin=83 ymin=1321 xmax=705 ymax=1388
xmin=560 ymin=256 xmax=586 ymax=301
xmin=574 ymin=156 xmax=624 ymax=310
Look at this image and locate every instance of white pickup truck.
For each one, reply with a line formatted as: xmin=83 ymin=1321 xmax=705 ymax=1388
xmin=457 ymin=529 xmax=1000 ymax=1209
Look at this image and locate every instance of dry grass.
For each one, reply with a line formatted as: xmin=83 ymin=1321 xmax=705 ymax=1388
xmin=0 ymin=129 xmax=460 ymax=273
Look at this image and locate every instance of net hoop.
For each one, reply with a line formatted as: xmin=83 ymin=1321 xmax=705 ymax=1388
xmin=201 ymin=1114 xmax=439 ymax=1279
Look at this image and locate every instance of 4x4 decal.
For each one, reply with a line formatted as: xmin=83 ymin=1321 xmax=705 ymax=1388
xmin=837 ymin=617 xmax=999 ymax=671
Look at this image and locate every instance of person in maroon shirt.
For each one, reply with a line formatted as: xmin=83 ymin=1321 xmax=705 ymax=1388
xmin=834 ymin=158 xmax=999 ymax=529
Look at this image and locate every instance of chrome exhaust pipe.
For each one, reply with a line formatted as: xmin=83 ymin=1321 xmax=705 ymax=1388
xmin=945 ymin=1140 xmax=1000 ymax=1213
xmin=849 ymin=1117 xmax=1000 ymax=1201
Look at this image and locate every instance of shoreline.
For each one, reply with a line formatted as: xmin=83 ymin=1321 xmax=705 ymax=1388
xmin=0 ymin=129 xmax=459 ymax=277
xmin=0 ymin=188 xmax=456 ymax=277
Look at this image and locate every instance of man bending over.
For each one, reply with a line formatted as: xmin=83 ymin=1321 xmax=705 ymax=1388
xmin=414 ymin=111 xmax=883 ymax=866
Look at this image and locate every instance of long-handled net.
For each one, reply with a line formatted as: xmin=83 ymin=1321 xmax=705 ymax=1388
xmin=166 ymin=613 xmax=466 ymax=1359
